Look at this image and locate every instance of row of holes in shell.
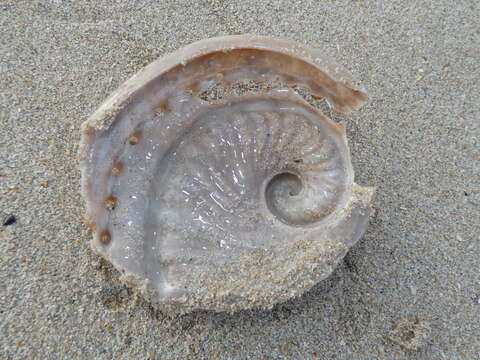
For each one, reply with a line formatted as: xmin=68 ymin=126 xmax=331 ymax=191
xmin=96 ymin=102 xmax=171 ymax=246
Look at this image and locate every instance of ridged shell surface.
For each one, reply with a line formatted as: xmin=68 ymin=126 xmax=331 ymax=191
xmin=79 ymin=35 xmax=374 ymax=312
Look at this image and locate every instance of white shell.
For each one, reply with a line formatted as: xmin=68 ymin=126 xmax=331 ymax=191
xmin=79 ymin=35 xmax=374 ymax=312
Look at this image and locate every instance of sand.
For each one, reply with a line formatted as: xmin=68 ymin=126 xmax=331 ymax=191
xmin=1 ymin=0 xmax=479 ymax=359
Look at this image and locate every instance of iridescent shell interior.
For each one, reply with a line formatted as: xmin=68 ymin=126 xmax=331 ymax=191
xmin=79 ymin=35 xmax=374 ymax=312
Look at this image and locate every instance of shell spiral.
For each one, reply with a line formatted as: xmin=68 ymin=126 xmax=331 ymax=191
xmin=79 ymin=35 xmax=374 ymax=312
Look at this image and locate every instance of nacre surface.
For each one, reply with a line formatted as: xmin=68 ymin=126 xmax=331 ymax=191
xmin=79 ymin=35 xmax=374 ymax=312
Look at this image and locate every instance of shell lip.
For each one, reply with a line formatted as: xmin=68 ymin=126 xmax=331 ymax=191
xmin=80 ymin=35 xmax=367 ymax=134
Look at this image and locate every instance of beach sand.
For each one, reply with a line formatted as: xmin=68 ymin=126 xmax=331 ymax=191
xmin=1 ymin=1 xmax=479 ymax=358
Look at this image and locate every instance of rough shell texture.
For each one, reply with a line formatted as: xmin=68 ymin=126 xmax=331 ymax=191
xmin=79 ymin=35 xmax=374 ymax=312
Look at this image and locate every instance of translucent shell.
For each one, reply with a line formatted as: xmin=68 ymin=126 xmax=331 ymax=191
xmin=79 ymin=35 xmax=374 ymax=312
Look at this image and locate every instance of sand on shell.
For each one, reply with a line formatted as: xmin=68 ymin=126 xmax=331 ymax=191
xmin=1 ymin=1 xmax=479 ymax=359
